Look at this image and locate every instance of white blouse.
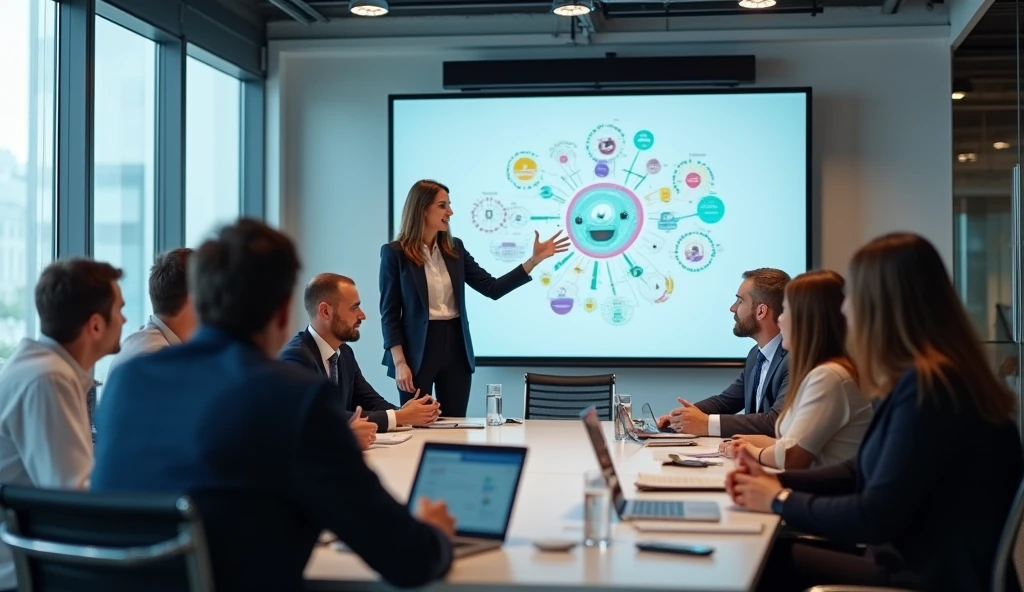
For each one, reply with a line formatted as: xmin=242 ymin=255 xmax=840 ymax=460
xmin=422 ymin=243 xmax=458 ymax=320
xmin=774 ymin=361 xmax=874 ymax=468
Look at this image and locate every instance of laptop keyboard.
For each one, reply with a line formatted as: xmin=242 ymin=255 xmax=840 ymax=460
xmin=632 ymin=500 xmax=684 ymax=517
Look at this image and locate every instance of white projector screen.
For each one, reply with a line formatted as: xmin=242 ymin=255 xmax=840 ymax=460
xmin=389 ymin=89 xmax=810 ymax=366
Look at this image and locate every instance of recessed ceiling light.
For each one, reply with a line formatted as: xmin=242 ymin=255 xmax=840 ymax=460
xmin=739 ymin=0 xmax=777 ymax=8
xmin=957 ymin=153 xmax=978 ymax=163
xmin=952 ymin=78 xmax=972 ymax=100
xmin=349 ymin=0 xmax=388 ymax=16
xmin=552 ymin=0 xmax=594 ymax=16
xmin=994 ymin=141 xmax=1011 ymax=150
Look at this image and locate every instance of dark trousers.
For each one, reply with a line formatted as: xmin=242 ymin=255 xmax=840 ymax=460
xmin=400 ymin=319 xmax=473 ymax=417
xmin=757 ymin=539 xmax=912 ymax=592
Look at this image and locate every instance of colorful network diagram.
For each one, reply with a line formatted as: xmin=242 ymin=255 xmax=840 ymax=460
xmin=469 ymin=124 xmax=726 ymax=326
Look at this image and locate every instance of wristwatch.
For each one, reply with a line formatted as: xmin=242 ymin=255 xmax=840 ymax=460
xmin=771 ymin=488 xmax=792 ymax=515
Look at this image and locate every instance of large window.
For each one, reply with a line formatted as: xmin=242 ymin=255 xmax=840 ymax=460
xmin=0 ymin=0 xmax=57 ymax=363
xmin=93 ymin=16 xmax=157 ymax=382
xmin=185 ymin=56 xmax=241 ymax=246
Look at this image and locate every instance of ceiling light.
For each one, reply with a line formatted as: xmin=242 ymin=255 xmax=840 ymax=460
xmin=994 ymin=141 xmax=1011 ymax=150
xmin=957 ymin=153 xmax=978 ymax=163
xmin=552 ymin=0 xmax=594 ymax=16
xmin=951 ymin=78 xmax=972 ymax=100
xmin=349 ymin=0 xmax=388 ymax=16
xmin=739 ymin=0 xmax=777 ymax=8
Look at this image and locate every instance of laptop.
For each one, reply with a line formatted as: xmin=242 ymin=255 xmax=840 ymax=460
xmin=580 ymin=406 xmax=722 ymax=522
xmin=407 ymin=442 xmax=528 ymax=557
xmin=616 ymin=403 xmax=698 ymax=443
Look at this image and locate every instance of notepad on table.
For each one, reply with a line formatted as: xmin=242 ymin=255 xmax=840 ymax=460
xmin=632 ymin=521 xmax=764 ymax=535
xmin=635 ymin=472 xmax=726 ymax=492
xmin=420 ymin=421 xmax=485 ymax=429
xmin=373 ymin=433 xmax=412 ymax=445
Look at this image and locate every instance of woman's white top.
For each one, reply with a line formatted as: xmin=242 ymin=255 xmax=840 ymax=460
xmin=774 ymin=361 xmax=874 ymax=468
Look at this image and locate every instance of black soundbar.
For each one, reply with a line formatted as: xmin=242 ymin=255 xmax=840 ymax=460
xmin=442 ymin=55 xmax=755 ymax=90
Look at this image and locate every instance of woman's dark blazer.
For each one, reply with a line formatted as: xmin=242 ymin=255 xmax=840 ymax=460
xmin=379 ymin=238 xmax=531 ymax=378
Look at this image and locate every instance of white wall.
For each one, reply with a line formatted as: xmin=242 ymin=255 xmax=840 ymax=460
xmin=267 ymin=34 xmax=952 ymax=417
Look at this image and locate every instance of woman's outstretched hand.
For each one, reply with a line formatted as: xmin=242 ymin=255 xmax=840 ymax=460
xmin=532 ymin=230 xmax=571 ymax=262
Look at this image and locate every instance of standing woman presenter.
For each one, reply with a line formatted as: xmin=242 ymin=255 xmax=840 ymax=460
xmin=380 ymin=179 xmax=569 ymax=417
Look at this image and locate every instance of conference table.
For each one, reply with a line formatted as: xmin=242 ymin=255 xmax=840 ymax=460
xmin=304 ymin=419 xmax=781 ymax=591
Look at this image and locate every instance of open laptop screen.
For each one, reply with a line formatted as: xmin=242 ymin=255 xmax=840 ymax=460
xmin=580 ymin=407 xmax=628 ymax=515
xmin=409 ymin=443 xmax=527 ymax=540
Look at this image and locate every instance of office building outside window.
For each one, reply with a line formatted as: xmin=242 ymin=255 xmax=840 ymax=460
xmin=186 ymin=56 xmax=242 ymax=247
xmin=93 ymin=15 xmax=157 ymax=383
xmin=0 ymin=0 xmax=57 ymax=364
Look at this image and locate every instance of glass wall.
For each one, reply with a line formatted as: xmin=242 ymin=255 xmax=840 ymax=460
xmin=185 ymin=56 xmax=242 ymax=247
xmin=0 ymin=0 xmax=57 ymax=363
xmin=951 ymin=0 xmax=1022 ymax=420
xmin=92 ymin=15 xmax=157 ymax=383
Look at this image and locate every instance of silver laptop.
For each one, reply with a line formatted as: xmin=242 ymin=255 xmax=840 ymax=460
xmin=408 ymin=442 xmax=528 ymax=557
xmin=580 ymin=406 xmax=721 ymax=522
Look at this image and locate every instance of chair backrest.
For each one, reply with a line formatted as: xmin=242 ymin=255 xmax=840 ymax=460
xmin=0 ymin=485 xmax=214 ymax=592
xmin=524 ymin=373 xmax=615 ymax=420
xmin=992 ymin=475 xmax=1024 ymax=592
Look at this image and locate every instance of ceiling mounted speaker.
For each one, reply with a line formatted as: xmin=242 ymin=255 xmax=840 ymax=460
xmin=552 ymin=0 xmax=595 ymax=16
xmin=349 ymin=0 xmax=389 ymax=16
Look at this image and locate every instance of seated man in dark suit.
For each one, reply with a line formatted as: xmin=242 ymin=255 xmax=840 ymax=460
xmin=658 ymin=268 xmax=791 ymax=437
xmin=280 ymin=273 xmax=440 ymax=433
xmin=91 ymin=219 xmax=455 ymax=592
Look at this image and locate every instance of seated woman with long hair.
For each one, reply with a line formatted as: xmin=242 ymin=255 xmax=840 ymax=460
xmin=728 ymin=232 xmax=1023 ymax=591
xmin=723 ymin=270 xmax=873 ymax=470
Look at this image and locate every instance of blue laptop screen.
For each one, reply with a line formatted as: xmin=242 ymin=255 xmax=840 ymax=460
xmin=409 ymin=446 xmax=526 ymax=538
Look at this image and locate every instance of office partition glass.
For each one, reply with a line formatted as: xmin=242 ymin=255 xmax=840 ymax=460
xmin=0 ymin=0 xmax=57 ymax=364
xmin=951 ymin=0 xmax=1021 ymax=416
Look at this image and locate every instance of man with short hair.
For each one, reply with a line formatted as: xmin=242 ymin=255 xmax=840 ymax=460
xmin=658 ymin=268 xmax=792 ymax=437
xmin=280 ymin=273 xmax=440 ymax=433
xmin=0 ymin=258 xmax=126 ymax=591
xmin=106 ymin=248 xmax=197 ymax=379
xmin=92 ymin=219 xmax=455 ymax=591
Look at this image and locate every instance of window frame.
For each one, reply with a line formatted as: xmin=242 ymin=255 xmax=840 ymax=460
xmin=56 ymin=0 xmax=265 ymax=258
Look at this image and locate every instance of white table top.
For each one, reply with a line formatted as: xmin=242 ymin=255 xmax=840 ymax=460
xmin=304 ymin=419 xmax=779 ymax=591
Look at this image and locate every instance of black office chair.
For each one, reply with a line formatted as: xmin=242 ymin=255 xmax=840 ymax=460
xmin=0 ymin=485 xmax=214 ymax=592
xmin=805 ymin=476 xmax=1024 ymax=592
xmin=524 ymin=372 xmax=615 ymax=420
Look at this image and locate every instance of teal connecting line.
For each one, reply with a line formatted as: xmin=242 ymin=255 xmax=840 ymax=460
xmin=606 ymin=262 xmax=617 ymax=296
xmin=624 ymin=151 xmax=643 ymax=185
xmin=553 ymin=252 xmax=575 ymax=271
xmin=590 ymin=262 xmax=599 ymax=290
xmin=622 ymin=254 xmax=635 ymax=268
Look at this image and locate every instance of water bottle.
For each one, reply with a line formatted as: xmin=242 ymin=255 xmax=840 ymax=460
xmin=486 ymin=384 xmax=503 ymax=426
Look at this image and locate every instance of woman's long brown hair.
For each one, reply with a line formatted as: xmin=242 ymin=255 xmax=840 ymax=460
xmin=777 ymin=270 xmax=857 ymax=426
xmin=396 ymin=179 xmax=457 ymax=266
xmin=847 ymin=232 xmax=1015 ymax=423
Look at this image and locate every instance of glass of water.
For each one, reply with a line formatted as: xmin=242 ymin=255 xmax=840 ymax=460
xmin=486 ymin=384 xmax=503 ymax=426
xmin=583 ymin=469 xmax=612 ymax=547
xmin=613 ymin=393 xmax=632 ymax=441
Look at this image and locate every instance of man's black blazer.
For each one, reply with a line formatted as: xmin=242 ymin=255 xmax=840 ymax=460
xmin=92 ymin=326 xmax=452 ymax=591
xmin=279 ymin=328 xmax=398 ymax=432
